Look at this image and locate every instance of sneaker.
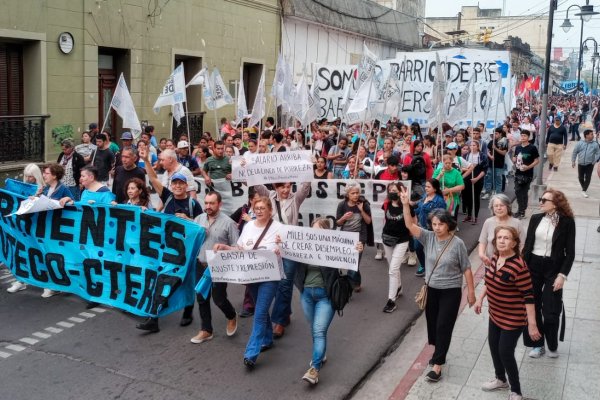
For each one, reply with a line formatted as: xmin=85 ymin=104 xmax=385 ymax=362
xmin=190 ymin=330 xmax=213 ymax=344
xmin=481 ymin=378 xmax=509 ymax=391
xmin=226 ymin=314 xmax=238 ymax=337
xmin=239 ymin=309 xmax=254 ymax=318
xmin=383 ymin=299 xmax=397 ymax=313
xmin=583 ymin=191 xmax=589 ymax=198
xmin=425 ymin=369 xmax=441 ymax=382
xmin=528 ymin=347 xmax=545 ymax=358
xmin=7 ymin=281 xmax=26 ymax=293
xmin=481 ymin=193 xmax=490 ymax=200
xmin=547 ymin=349 xmax=559 ymax=358
xmin=41 ymin=289 xmax=56 ymax=298
xmin=310 ymin=355 xmax=327 ymax=368
xmin=243 ymin=358 xmax=255 ymax=370
xmin=415 ymin=265 xmax=425 ymax=277
xmin=375 ymin=249 xmax=383 ymax=260
xmin=407 ymin=252 xmax=417 ymax=266
xmin=508 ymin=392 xmax=523 ymax=400
xmin=302 ymin=367 xmax=319 ymax=385
xmin=395 ymin=286 xmax=403 ymax=299
xmin=136 ymin=318 xmax=160 ymax=333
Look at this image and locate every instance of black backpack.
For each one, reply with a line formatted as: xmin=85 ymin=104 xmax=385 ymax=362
xmin=327 ymin=271 xmax=353 ymax=316
xmin=410 ymin=155 xmax=426 ymax=180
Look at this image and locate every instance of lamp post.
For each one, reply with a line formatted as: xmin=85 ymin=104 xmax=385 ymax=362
xmin=583 ymin=38 xmax=599 ymax=101
xmin=560 ymin=1 xmax=599 ymax=95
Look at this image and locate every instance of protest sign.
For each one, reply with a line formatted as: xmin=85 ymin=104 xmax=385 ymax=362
xmin=193 ymin=178 xmax=411 ymax=243
xmin=4 ymin=178 xmax=38 ymax=197
xmin=384 ymin=48 xmax=511 ymax=128
xmin=314 ymin=64 xmax=358 ymax=121
xmin=231 ymin=151 xmax=314 ymax=186
xmin=279 ymin=225 xmax=360 ymax=271
xmin=0 ymin=189 xmax=204 ymax=317
xmin=206 ymin=250 xmax=283 ymax=284
xmin=10 ymin=195 xmax=62 ymax=216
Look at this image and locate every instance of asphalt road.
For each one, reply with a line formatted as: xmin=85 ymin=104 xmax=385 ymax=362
xmin=0 ymin=185 xmax=513 ymax=400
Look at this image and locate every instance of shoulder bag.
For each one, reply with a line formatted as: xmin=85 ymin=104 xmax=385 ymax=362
xmin=415 ymin=234 xmax=454 ymax=310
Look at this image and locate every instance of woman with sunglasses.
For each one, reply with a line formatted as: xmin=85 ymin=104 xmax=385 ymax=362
xmin=522 ymin=189 xmax=575 ymax=359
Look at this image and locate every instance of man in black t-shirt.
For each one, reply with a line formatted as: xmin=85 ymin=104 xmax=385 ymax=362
xmin=92 ymin=133 xmax=115 ymax=183
xmin=111 ymin=148 xmax=145 ymax=203
xmin=513 ymin=131 xmax=540 ymax=219
xmin=482 ymin=128 xmax=508 ymax=198
xmin=135 ymin=146 xmax=203 ymax=333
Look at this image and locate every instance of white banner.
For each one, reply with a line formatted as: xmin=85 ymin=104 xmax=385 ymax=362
xmin=314 ymin=64 xmax=358 ymax=121
xmin=232 ymin=151 xmax=314 ymax=186
xmin=206 ymin=250 xmax=283 ymax=284
xmin=10 ymin=195 xmax=62 ymax=216
xmin=279 ymin=225 xmax=360 ymax=271
xmin=153 ymin=64 xmax=187 ymax=113
xmin=192 ymin=178 xmax=412 ymax=244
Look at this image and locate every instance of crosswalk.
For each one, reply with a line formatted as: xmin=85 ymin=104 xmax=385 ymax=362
xmin=0 ymin=263 xmax=17 ymax=288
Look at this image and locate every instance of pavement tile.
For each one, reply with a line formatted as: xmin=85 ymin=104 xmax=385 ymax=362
xmin=523 ymin=379 xmax=564 ymax=400
xmin=406 ymin=379 xmax=463 ymax=400
xmin=562 ymin=362 xmax=600 ymax=400
xmin=518 ymin=363 xmax=567 ymax=386
xmin=570 ymin=319 xmax=600 ymax=345
xmin=441 ymin=364 xmax=472 ymax=386
xmin=456 ymin=386 xmax=509 ymax=400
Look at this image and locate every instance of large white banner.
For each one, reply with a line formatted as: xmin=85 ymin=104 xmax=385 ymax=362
xmin=232 ymin=151 xmax=314 ymax=186
xmin=315 ymin=49 xmax=511 ymax=128
xmin=279 ymin=225 xmax=360 ymax=271
xmin=193 ymin=178 xmax=412 ymax=243
xmin=206 ymin=250 xmax=283 ymax=284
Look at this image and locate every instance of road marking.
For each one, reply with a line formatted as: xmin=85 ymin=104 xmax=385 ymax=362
xmin=0 ymin=274 xmax=13 ymax=281
xmin=79 ymin=312 xmax=95 ymax=318
xmin=32 ymin=332 xmax=51 ymax=339
xmin=91 ymin=307 xmax=106 ymax=313
xmin=45 ymin=327 xmax=63 ymax=334
xmin=56 ymin=321 xmax=74 ymax=328
xmin=5 ymin=344 xmax=26 ymax=352
xmin=19 ymin=337 xmax=39 ymax=345
xmin=68 ymin=317 xmax=85 ymax=323
xmin=0 ymin=351 xmax=12 ymax=359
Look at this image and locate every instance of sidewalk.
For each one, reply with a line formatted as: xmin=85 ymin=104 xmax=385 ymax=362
xmin=353 ymin=143 xmax=600 ymax=400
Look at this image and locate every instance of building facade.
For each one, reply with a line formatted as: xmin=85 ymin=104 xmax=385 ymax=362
xmin=0 ymin=0 xmax=280 ymax=169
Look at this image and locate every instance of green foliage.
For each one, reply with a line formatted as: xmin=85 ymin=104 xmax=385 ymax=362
xmin=51 ymin=124 xmax=74 ymax=146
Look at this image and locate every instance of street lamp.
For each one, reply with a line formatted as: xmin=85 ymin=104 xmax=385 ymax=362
xmin=561 ymin=2 xmax=599 ymax=95
xmin=583 ymin=37 xmax=599 ymax=97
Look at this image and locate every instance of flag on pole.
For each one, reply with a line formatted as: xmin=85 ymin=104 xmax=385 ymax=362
xmin=234 ymin=66 xmax=249 ymax=126
xmin=153 ymin=64 xmax=187 ymax=117
xmin=447 ymin=74 xmax=475 ymax=125
xmin=204 ymin=68 xmax=234 ymax=110
xmin=186 ymin=67 xmax=207 ymax=87
xmin=111 ymin=73 xmax=142 ymax=138
xmin=292 ymin=74 xmax=310 ymax=125
xmin=358 ymin=43 xmax=378 ymax=85
xmin=248 ymin=68 xmax=265 ymax=128
xmin=346 ymin=75 xmax=374 ymax=124
xmin=304 ymin=72 xmax=321 ymax=125
xmin=426 ymin=53 xmax=447 ymax=128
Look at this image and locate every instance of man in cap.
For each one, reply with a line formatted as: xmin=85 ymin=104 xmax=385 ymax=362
xmin=135 ymin=146 xmax=203 ymax=333
xmin=158 ymin=149 xmax=198 ymax=198
xmin=177 ymin=140 xmax=201 ymax=176
xmin=88 ymin=123 xmax=99 ymax=142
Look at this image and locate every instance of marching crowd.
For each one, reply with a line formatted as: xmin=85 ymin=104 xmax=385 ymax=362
xmin=5 ymin=95 xmax=600 ymax=399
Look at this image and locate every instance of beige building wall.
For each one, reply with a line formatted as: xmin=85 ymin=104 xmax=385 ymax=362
xmin=0 ymin=0 xmax=280 ymax=162
xmin=425 ymin=6 xmax=547 ymax=59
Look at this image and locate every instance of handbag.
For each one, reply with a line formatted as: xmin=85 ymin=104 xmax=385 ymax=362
xmin=415 ymin=234 xmax=455 ymax=310
xmin=381 ymin=233 xmax=399 ymax=247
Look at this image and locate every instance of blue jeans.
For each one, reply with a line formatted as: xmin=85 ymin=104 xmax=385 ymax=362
xmin=484 ymin=167 xmax=503 ymax=194
xmin=271 ymin=258 xmax=298 ymax=326
xmin=244 ymin=281 xmax=278 ymax=362
xmin=301 ymin=287 xmax=335 ymax=371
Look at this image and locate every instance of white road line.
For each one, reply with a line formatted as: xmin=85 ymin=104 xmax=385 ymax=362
xmin=45 ymin=327 xmax=63 ymax=334
xmin=56 ymin=321 xmax=74 ymax=328
xmin=0 ymin=274 xmax=13 ymax=281
xmin=79 ymin=312 xmax=95 ymax=318
xmin=32 ymin=332 xmax=51 ymax=339
xmin=0 ymin=351 xmax=13 ymax=358
xmin=19 ymin=337 xmax=39 ymax=345
xmin=90 ymin=307 xmax=106 ymax=313
xmin=5 ymin=344 xmax=26 ymax=352
xmin=67 ymin=317 xmax=85 ymax=323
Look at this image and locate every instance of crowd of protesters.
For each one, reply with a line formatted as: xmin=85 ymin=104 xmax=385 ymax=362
xmin=4 ymin=94 xmax=592 ymax=398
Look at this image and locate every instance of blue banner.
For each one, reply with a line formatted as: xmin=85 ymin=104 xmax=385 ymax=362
xmin=5 ymin=178 xmax=38 ymax=197
xmin=0 ymin=189 xmax=205 ymax=317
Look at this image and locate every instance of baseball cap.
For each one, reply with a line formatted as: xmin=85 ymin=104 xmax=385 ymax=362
xmin=89 ymin=123 xmax=98 ymax=130
xmin=121 ymin=131 xmax=133 ymax=140
xmin=177 ymin=140 xmax=190 ymax=149
xmin=170 ymin=172 xmax=187 ymax=183
xmin=446 ymin=142 xmax=458 ymax=150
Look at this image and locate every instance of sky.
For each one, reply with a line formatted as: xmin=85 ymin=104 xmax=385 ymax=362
xmin=425 ymin=0 xmax=600 ymax=65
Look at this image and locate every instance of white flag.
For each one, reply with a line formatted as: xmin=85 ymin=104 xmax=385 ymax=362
xmin=248 ymin=69 xmax=265 ymax=128
xmin=447 ymin=74 xmax=475 ymax=125
xmin=426 ymin=53 xmax=447 ymax=129
xmin=358 ymin=43 xmax=378 ymax=85
xmin=153 ymin=64 xmax=187 ymax=115
xmin=172 ymin=103 xmax=185 ymax=127
xmin=292 ymin=75 xmax=310 ymax=126
xmin=187 ymin=67 xmax=207 ymax=87
xmin=234 ymin=66 xmax=249 ymax=126
xmin=304 ymin=72 xmax=321 ymax=124
xmin=205 ymin=68 xmax=234 ymax=110
xmin=111 ymin=73 xmax=142 ymax=138
xmin=271 ymin=53 xmax=286 ymax=100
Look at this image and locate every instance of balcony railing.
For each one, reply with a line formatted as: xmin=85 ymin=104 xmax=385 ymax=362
xmin=172 ymin=111 xmax=205 ymax=144
xmin=0 ymin=115 xmax=49 ymax=163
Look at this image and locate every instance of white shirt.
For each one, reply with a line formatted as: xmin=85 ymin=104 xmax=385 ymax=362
xmin=237 ymin=219 xmax=282 ymax=250
xmin=532 ymin=216 xmax=555 ymax=257
xmin=160 ymin=164 xmax=198 ymax=192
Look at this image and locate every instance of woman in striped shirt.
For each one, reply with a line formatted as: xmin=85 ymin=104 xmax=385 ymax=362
xmin=474 ymin=226 xmax=540 ymax=400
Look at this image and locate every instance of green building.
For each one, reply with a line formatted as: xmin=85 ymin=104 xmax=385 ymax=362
xmin=0 ymin=0 xmax=280 ymax=176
